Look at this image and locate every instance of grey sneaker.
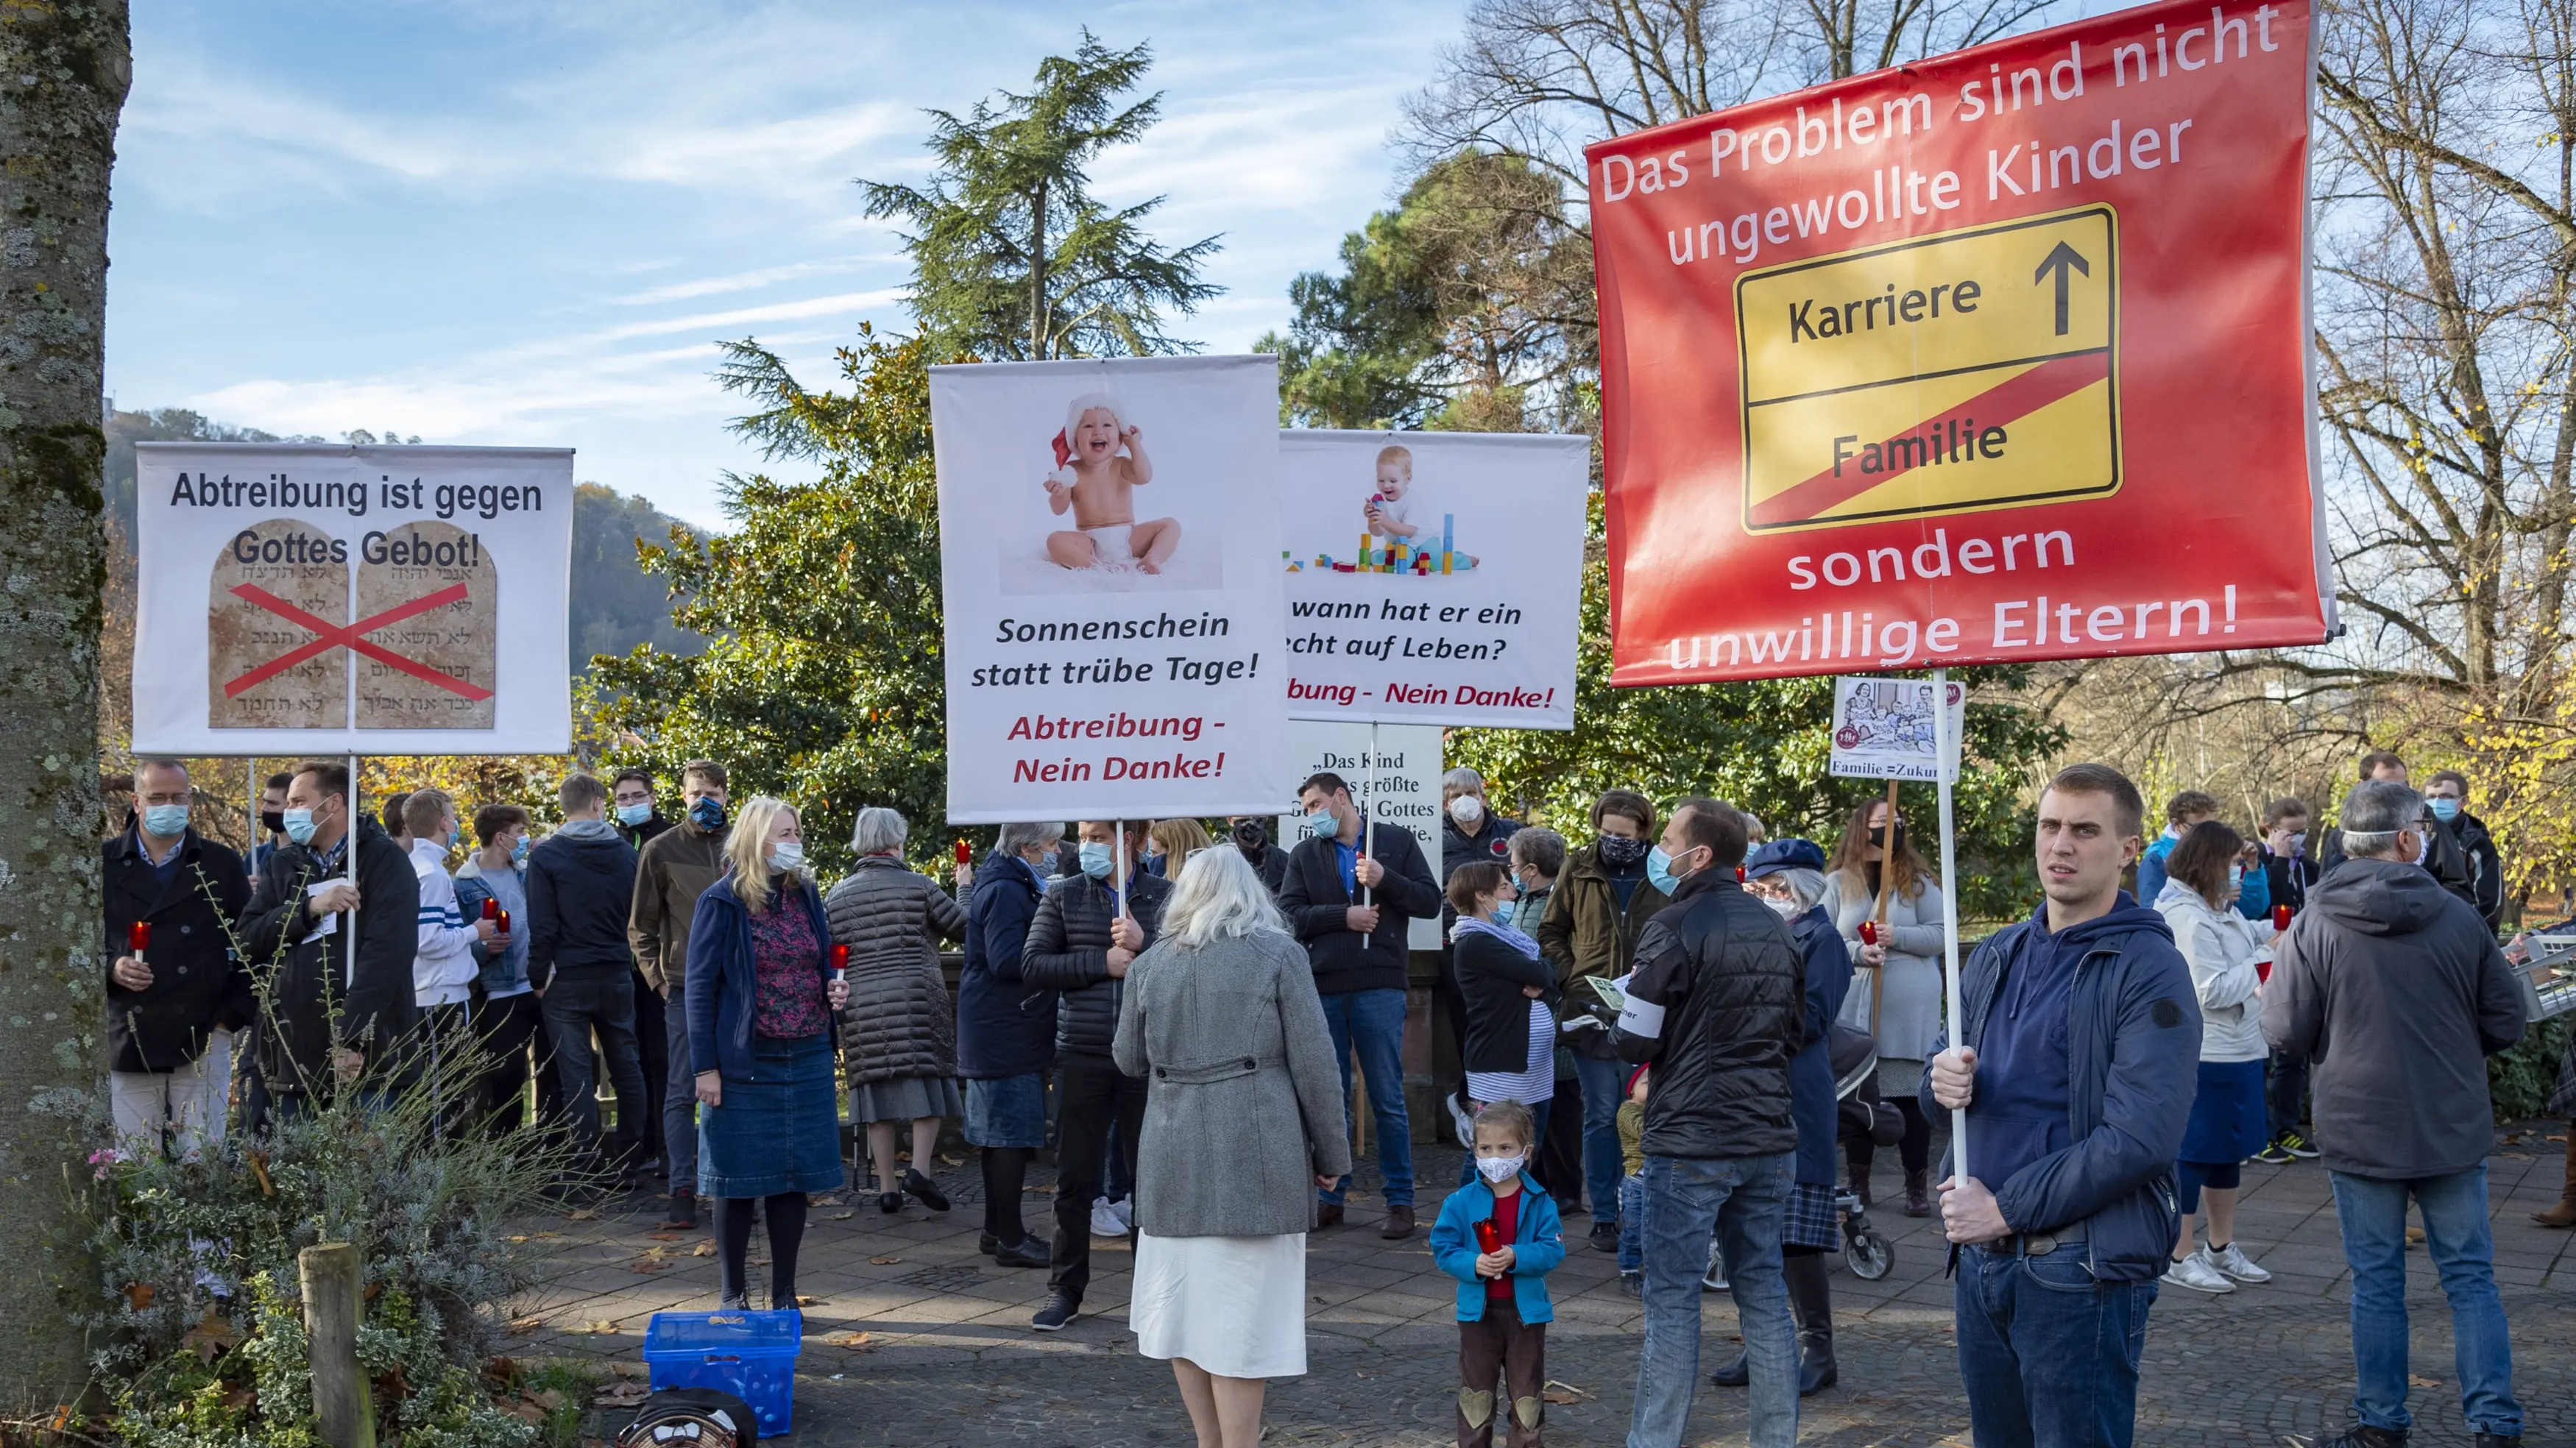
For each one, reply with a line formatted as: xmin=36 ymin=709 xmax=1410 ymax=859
xmin=2160 ymin=1252 xmax=2235 ymax=1294
xmin=1031 ymin=1292 xmax=1080 ymax=1331
xmin=2206 ymin=1242 xmax=2272 ymax=1284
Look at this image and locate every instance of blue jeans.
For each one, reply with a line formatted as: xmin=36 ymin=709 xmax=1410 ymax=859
xmin=1628 ymin=1151 xmax=1797 ymax=1448
xmin=2329 ymin=1166 xmax=2522 ymax=1436
xmin=1954 ymin=1242 xmax=2156 ymax=1448
xmin=1618 ymin=1173 xmax=1644 ymax=1273
xmin=1574 ymin=1053 xmax=1630 ymax=1224
xmin=1319 ymin=988 xmax=1413 ymax=1207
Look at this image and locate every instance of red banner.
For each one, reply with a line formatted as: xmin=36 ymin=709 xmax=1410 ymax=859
xmin=1590 ymin=0 xmax=2326 ymax=683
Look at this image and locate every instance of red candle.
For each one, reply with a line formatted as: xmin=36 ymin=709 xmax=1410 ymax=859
xmin=1858 ymin=920 xmax=1878 ymax=947
xmin=829 ymin=943 xmax=850 ymax=982
xmin=127 ymin=921 xmax=151 ymax=955
xmin=2256 ymin=956 xmax=2272 ymax=984
xmin=2272 ymin=904 xmax=2291 ymax=931
xmin=481 ymin=896 xmax=500 ymax=920
xmin=1473 ymin=1218 xmax=1504 ymax=1255
xmin=955 ymin=838 xmax=972 ymax=867
xmin=494 ymin=909 xmax=511 ymax=937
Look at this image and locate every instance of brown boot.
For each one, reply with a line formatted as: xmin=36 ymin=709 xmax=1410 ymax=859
xmin=1903 ymin=1170 xmax=1933 ymax=1218
xmin=1848 ymin=1165 xmax=1872 ymax=1208
xmin=1380 ymin=1204 xmax=1418 ymax=1240
xmin=2533 ymin=1130 xmax=2576 ymax=1228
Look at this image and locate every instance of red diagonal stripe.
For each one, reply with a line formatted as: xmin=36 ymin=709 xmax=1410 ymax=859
xmin=1747 ymin=349 xmax=2112 ymax=528
xmin=222 ymin=582 xmax=492 ymax=702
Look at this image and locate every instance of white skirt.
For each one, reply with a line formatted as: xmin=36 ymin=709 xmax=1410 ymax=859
xmin=1130 ymin=1232 xmax=1309 ymax=1379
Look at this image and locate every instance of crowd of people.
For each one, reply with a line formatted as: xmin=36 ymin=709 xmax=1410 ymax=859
xmin=95 ymin=748 xmax=2553 ymax=1447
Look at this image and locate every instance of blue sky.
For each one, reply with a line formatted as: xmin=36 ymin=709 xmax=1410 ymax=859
xmin=109 ymin=1 xmax=1464 ymax=528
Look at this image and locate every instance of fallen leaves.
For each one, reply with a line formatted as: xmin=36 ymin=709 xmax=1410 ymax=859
xmin=247 ymin=1151 xmax=275 ymax=1196
xmin=821 ymin=1330 xmax=875 ymax=1352
xmin=810 ymin=1194 xmax=844 ymax=1207
xmin=868 ymin=1255 xmax=902 ymax=1266
xmin=936 ymin=1154 xmax=964 ymax=1167
xmin=122 ymin=1283 xmax=156 ymax=1311
xmin=795 ymin=1295 xmax=824 ymax=1307
xmin=584 ymin=1320 xmax=621 ymax=1335
xmin=505 ymin=1317 xmax=545 ymax=1336
xmin=182 ymin=1308 xmax=242 ymax=1365
xmin=827 ymin=1210 xmax=855 ymax=1221
xmin=628 ymin=1258 xmax=670 ymax=1274
xmin=690 ymin=1241 xmax=717 ymax=1258
xmin=1540 ymin=1380 xmax=1593 ymax=1405
xmin=565 ymin=1207 xmax=601 ymax=1221
xmin=592 ymin=1378 xmax=651 ymax=1408
xmin=646 ymin=1231 xmax=687 ymax=1242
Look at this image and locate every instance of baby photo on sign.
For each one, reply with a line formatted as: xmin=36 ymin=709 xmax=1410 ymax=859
xmin=1003 ymin=390 xmax=1221 ymax=595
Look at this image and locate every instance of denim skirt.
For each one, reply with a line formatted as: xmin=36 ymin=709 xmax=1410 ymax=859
xmin=965 ymin=1071 xmax=1047 ymax=1149
xmin=2179 ymin=1057 xmax=2268 ymax=1165
xmin=699 ymin=1034 xmax=846 ymax=1198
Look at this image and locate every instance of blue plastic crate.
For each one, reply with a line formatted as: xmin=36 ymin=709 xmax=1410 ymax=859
xmin=641 ymin=1310 xmax=802 ymax=1437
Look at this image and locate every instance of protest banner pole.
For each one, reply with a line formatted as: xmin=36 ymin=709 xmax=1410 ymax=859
xmin=1114 ymin=820 xmax=1128 ymax=922
xmin=1929 ymin=672 xmax=1967 ymax=1180
xmin=1361 ymin=722 xmax=1377 ymax=946
xmin=346 ymin=753 xmax=360 ymax=988
xmin=1869 ymin=778 xmax=1897 ymax=1034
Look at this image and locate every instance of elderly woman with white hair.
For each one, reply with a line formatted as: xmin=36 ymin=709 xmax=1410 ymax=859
xmin=823 ymin=806 xmax=970 ymax=1215
xmin=1114 ymin=845 xmax=1351 ymax=1448
xmin=1709 ymin=838 xmax=1854 ymax=1397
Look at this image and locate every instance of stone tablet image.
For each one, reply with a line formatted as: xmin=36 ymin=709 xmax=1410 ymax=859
xmin=207 ymin=517 xmax=350 ymax=730
xmin=356 ymin=520 xmax=498 ymax=730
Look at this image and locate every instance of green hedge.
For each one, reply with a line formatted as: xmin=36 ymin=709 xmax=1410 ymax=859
xmin=2491 ymin=1014 xmax=2571 ymax=1122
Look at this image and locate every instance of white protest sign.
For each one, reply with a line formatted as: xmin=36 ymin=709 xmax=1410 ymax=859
xmin=933 ymin=356 xmax=1293 ymax=825
xmin=1274 ymin=720 xmax=1443 ymax=950
xmin=131 ymin=444 xmax=574 ymax=756
xmin=1281 ymin=430 xmax=1586 ymax=728
xmin=1826 ymin=675 xmax=1965 ymax=784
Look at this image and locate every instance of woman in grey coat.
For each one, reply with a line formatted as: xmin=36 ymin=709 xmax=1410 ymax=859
xmin=824 ymin=807 xmax=969 ymax=1216
xmin=1114 ymin=845 xmax=1351 ymax=1448
xmin=1819 ymin=796 xmax=1945 ymax=1216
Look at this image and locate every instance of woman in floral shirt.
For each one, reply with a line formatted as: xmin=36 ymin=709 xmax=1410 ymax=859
xmin=684 ymin=796 xmax=849 ymax=1311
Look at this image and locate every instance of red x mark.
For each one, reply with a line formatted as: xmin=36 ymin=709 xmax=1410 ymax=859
xmin=222 ymin=583 xmax=495 ymax=701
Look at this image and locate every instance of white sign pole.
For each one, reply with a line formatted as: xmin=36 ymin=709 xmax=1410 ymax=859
xmin=1361 ymin=722 xmax=1378 ymax=946
xmin=1928 ymin=670 xmax=1967 ymax=1182
xmin=1114 ymin=821 xmax=1128 ymax=922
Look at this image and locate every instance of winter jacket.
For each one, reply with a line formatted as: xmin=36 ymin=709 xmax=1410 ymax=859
xmin=2137 ymin=833 xmax=2273 ymax=924
xmin=102 ymin=828 xmax=252 ymax=1074
xmin=617 ymin=813 xmax=672 ymax=853
xmin=1786 ymin=904 xmax=1854 ymax=1188
xmin=2263 ymin=846 xmax=2319 ymax=918
xmin=1022 ymin=867 xmax=1170 ymax=1062
xmin=2323 ymin=815 xmax=2477 ymax=912
xmin=1614 ymin=867 xmax=1805 ymax=1160
xmin=958 ymin=849 xmax=1057 ymax=1079
xmin=2262 ymin=857 xmax=2524 ymax=1179
xmin=526 ymin=821 xmax=640 ymax=989
xmin=1439 ymin=812 xmax=1525 ymax=940
xmin=409 ymin=839 xmax=480 ymax=1008
xmin=631 ymin=818 xmax=729 ymax=993
xmin=1538 ymin=843 xmax=1669 ymax=1060
xmin=1457 ymin=923 xmax=1560 ymax=1073
xmin=1112 ymin=926 xmax=1352 ymax=1236
xmin=1430 ymin=1176 xmax=1567 ymax=1324
xmin=1919 ymin=898 xmax=2201 ymax=1282
xmin=236 ymin=817 xmax=422 ymax=1099
xmin=1236 ymin=837 xmax=1292 ymax=895
xmin=824 ymin=856 xmax=968 ymax=1085
xmin=2446 ymin=810 xmax=2505 ymax=926
xmin=1819 ymin=867 xmax=1946 ymax=1061
xmin=2152 ymin=879 xmax=2268 ymax=1062
xmin=1276 ymin=823 xmax=1441 ymax=995
xmin=684 ymin=870 xmax=835 ymax=1082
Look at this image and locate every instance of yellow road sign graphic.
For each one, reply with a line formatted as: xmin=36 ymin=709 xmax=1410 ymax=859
xmin=1735 ymin=205 xmax=2120 ymax=532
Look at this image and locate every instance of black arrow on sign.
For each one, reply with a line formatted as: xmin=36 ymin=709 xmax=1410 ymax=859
xmin=2034 ymin=241 xmax=2090 ymax=336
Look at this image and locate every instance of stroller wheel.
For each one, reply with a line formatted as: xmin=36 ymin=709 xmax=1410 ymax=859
xmin=1845 ymin=1225 xmax=1894 ymax=1281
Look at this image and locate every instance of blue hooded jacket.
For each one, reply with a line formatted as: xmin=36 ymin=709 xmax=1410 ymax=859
xmin=956 ymin=848 xmax=1058 ymax=1079
xmin=1430 ymin=1174 xmax=1568 ymax=1323
xmin=1788 ymin=905 xmax=1853 ymax=1187
xmin=1920 ymin=894 xmax=2200 ymax=1281
xmin=684 ymin=869 xmax=836 ymax=1082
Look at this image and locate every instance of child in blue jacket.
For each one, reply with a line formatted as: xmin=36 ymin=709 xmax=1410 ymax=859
xmin=1432 ymin=1100 xmax=1568 ymax=1447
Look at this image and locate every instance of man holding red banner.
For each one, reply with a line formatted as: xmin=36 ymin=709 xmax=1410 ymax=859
xmin=1925 ymin=765 xmax=2198 ymax=1448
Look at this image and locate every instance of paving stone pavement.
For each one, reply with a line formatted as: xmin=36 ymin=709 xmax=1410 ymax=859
xmin=512 ymin=1134 xmax=2576 ymax=1445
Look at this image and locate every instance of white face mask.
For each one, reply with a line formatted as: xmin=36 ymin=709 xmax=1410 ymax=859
xmin=1450 ymin=795 xmax=1486 ymax=827
xmin=1475 ymin=1154 xmax=1526 ymax=1185
xmin=768 ymin=840 xmax=804 ymax=875
xmin=1763 ymin=895 xmax=1801 ymax=919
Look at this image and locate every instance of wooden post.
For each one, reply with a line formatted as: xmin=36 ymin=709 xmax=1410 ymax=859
xmin=1869 ymin=779 xmax=1898 ymax=1035
xmin=300 ymin=1242 xmax=375 ymax=1448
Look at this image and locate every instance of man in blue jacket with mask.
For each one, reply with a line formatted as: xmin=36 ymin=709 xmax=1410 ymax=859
xmin=1924 ymin=762 xmax=2199 ymax=1448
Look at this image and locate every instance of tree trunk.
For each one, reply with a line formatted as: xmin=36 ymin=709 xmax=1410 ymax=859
xmin=1029 ymin=178 xmax=1049 ymax=361
xmin=0 ymin=0 xmax=130 ymax=1410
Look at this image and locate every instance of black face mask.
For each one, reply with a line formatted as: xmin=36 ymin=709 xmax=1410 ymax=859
xmin=1884 ymin=823 xmax=1908 ymax=858
xmin=1598 ymin=834 xmax=1650 ymax=867
xmin=261 ymin=809 xmax=286 ymax=835
xmin=1233 ymin=819 xmax=1269 ymax=854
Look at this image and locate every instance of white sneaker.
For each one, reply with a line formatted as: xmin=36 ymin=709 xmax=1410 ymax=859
xmin=2204 ymin=1242 xmax=2271 ymax=1283
xmin=1701 ymin=1238 xmax=1729 ymax=1292
xmin=1090 ymin=1198 xmax=1130 ymax=1238
xmin=1446 ymin=1090 xmax=1476 ymax=1146
xmin=1109 ymin=1196 xmax=1135 ymax=1231
xmin=2160 ymin=1251 xmax=2235 ymax=1293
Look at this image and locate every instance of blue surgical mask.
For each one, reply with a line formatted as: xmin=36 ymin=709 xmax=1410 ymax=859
xmin=1303 ymin=809 xmax=1338 ymax=840
xmin=141 ymin=803 xmax=189 ymax=838
xmin=768 ymin=840 xmax=804 ymax=875
xmin=1034 ymin=849 xmax=1060 ymax=877
xmin=617 ymin=802 xmax=654 ymax=828
xmin=283 ymin=807 xmax=319 ymax=845
xmin=689 ymin=797 xmax=725 ymax=831
xmin=509 ymin=837 xmax=529 ymax=865
xmin=1646 ymin=845 xmax=1695 ymax=896
xmin=1078 ymin=841 xmax=1116 ymax=879
xmin=2428 ymin=798 xmax=2460 ymax=822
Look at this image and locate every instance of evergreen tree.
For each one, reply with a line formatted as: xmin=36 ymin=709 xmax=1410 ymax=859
xmin=862 ymin=32 xmax=1220 ymax=360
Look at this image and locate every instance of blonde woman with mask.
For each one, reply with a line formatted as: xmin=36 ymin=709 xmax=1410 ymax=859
xmin=684 ymin=796 xmax=848 ymax=1311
